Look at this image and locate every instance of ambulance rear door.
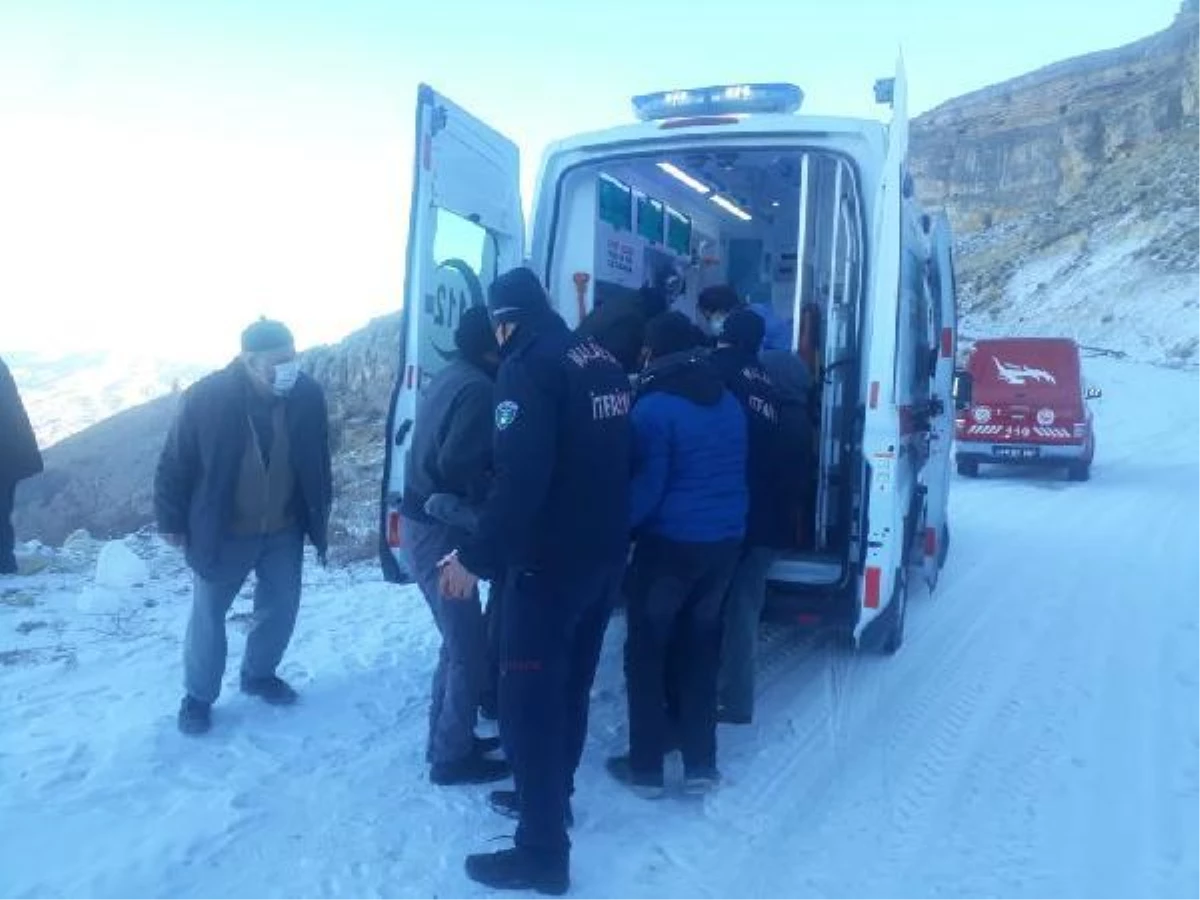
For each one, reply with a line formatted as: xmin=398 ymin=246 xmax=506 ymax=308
xmin=379 ymin=85 xmax=524 ymax=582
xmin=855 ymin=59 xmax=909 ymax=647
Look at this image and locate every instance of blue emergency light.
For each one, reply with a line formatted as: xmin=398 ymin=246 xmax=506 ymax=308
xmin=632 ymin=83 xmax=804 ymax=122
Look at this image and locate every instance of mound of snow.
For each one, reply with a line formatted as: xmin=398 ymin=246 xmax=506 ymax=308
xmin=94 ymin=541 xmax=149 ymax=590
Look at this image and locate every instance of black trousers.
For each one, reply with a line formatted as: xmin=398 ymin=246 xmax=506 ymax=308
xmin=500 ymin=562 xmax=623 ymax=859
xmin=0 ymin=479 xmax=16 ymax=574
xmin=624 ymin=536 xmax=740 ymax=777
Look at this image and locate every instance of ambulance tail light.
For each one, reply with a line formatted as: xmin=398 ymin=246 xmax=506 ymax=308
xmin=387 ymin=510 xmax=403 ymax=549
xmin=864 ymin=566 xmax=882 ymax=609
xmin=632 ymin=83 xmax=803 ymax=121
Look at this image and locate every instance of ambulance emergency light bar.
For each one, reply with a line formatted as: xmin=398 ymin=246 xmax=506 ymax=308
xmin=632 ymin=83 xmax=804 ymax=122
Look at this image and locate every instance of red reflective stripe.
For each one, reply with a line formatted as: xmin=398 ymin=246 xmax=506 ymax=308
xmin=941 ymin=327 xmax=953 ymax=358
xmin=864 ymin=566 xmax=882 ymax=609
xmin=869 ymin=381 xmax=880 ymax=409
xmin=387 ymin=511 xmax=403 ymax=548
xmin=925 ymin=526 xmax=937 ymax=557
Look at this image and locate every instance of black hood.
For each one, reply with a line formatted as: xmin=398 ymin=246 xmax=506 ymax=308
xmin=636 ymin=351 xmax=724 ymax=406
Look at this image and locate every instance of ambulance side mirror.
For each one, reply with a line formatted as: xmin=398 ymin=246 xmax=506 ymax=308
xmin=1085 ymin=385 xmax=1102 ymax=400
xmin=952 ymin=370 xmax=973 ymax=409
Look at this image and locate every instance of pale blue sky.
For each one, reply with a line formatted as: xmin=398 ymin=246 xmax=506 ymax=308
xmin=0 ymin=0 xmax=1180 ymax=361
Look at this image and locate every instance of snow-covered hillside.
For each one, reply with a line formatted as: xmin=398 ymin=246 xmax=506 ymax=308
xmin=1 ymin=356 xmax=1197 ymax=898
xmin=4 ymin=350 xmax=210 ymax=448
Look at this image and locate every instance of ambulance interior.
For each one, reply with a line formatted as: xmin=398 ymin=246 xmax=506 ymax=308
xmin=548 ymin=149 xmax=868 ymax=583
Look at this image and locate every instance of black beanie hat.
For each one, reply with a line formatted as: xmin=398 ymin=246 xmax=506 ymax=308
xmin=455 ymin=305 xmax=499 ymax=365
xmin=645 ymin=311 xmax=702 ymax=360
xmin=487 ymin=267 xmax=551 ymax=324
xmin=241 ymin=318 xmax=295 ymax=353
xmin=720 ymin=307 xmax=766 ymax=353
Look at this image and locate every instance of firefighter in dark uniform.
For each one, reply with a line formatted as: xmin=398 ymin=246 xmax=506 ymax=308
xmin=438 ymin=267 xmax=632 ymax=896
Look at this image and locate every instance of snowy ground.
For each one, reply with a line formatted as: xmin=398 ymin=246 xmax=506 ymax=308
xmin=1 ymin=356 xmax=1197 ymax=899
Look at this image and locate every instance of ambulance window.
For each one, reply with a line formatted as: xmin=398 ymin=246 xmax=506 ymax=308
xmin=433 ymin=207 xmax=497 ymax=280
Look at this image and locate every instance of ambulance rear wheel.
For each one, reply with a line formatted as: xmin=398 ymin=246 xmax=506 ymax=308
xmin=881 ymin=565 xmax=909 ymax=655
xmin=1068 ymin=462 xmax=1091 ymax=482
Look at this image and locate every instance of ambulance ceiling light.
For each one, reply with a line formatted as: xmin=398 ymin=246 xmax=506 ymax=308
xmin=633 ymin=83 xmax=804 ymax=121
xmin=656 ymin=162 xmax=711 ymax=195
xmin=710 ymin=194 xmax=752 ymax=222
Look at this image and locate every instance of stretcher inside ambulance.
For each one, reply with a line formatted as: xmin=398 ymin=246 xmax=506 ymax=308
xmin=382 ymin=79 xmax=959 ymax=652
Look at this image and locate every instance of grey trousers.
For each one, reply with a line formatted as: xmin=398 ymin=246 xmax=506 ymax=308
xmin=184 ymin=528 xmax=304 ymax=705
xmin=718 ymin=546 xmax=777 ymax=720
xmin=402 ymin=516 xmax=486 ymax=766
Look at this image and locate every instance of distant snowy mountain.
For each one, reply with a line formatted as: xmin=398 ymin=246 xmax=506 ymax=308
xmin=3 ymin=351 xmax=212 ymax=448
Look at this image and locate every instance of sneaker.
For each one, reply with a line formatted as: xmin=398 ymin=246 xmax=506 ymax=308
xmin=475 ymin=734 xmax=502 ymax=756
xmin=240 ymin=674 xmax=298 ymax=706
xmin=177 ymin=696 xmax=212 ymax=735
xmin=605 ymin=754 xmax=665 ymax=799
xmin=487 ymin=789 xmax=575 ymax=829
xmin=464 ymin=847 xmax=569 ymax=896
xmin=430 ymin=753 xmax=511 ymax=786
xmin=683 ymin=767 xmax=722 ymax=795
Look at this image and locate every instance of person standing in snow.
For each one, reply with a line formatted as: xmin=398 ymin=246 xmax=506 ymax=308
xmin=154 ymin=319 xmax=332 ymax=736
xmin=708 ymin=307 xmax=787 ymax=725
xmin=400 ymin=305 xmax=510 ymax=786
xmin=437 ymin=267 xmax=632 ymax=895
xmin=607 ymin=312 xmax=747 ymax=798
xmin=0 ymin=356 xmax=43 ymax=575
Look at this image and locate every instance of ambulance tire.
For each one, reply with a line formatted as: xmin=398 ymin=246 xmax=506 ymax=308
xmin=881 ymin=565 xmax=909 ymax=655
xmin=1067 ymin=462 xmax=1091 ymax=482
xmin=957 ymin=458 xmax=979 ymax=478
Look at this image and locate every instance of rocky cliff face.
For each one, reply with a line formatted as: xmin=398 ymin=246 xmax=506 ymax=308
xmin=910 ymin=5 xmax=1199 ymax=364
xmin=14 ymin=314 xmax=402 ymax=561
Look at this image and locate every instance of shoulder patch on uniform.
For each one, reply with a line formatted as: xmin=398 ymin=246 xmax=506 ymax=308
xmin=496 ymin=400 xmax=520 ymax=431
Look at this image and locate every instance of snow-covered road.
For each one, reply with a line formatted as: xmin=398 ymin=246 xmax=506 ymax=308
xmin=2 ymin=357 xmax=1197 ymax=898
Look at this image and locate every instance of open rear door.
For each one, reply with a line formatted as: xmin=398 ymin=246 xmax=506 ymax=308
xmin=921 ymin=212 xmax=957 ymax=587
xmin=855 ymin=58 xmax=909 ymax=646
xmin=379 ymin=85 xmax=523 ymax=582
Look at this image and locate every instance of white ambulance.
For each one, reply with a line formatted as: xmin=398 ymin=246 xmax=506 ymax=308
xmin=379 ymin=70 xmax=959 ymax=654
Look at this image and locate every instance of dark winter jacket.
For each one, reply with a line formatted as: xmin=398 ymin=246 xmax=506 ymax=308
xmin=710 ymin=346 xmax=787 ymax=548
xmin=0 ymin=357 xmax=43 ymax=485
xmin=400 ymin=357 xmax=494 ymax=532
xmin=576 ymin=292 xmax=647 ymax=374
xmin=630 ymin=352 xmax=747 ymax=543
xmin=459 ymin=311 xmax=633 ymax=580
xmin=154 ymin=361 xmax=332 ymax=579
xmin=759 ymin=350 xmax=817 ymax=547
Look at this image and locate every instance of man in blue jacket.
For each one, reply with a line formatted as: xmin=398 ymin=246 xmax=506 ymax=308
xmin=154 ymin=319 xmax=332 ymax=735
xmin=607 ymin=312 xmax=747 ymax=798
xmin=438 ymin=267 xmax=632 ymax=896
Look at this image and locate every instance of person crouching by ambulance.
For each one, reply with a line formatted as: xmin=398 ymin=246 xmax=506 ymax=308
xmin=154 ymin=319 xmax=333 ymax=736
xmin=400 ymin=305 xmax=510 ymax=787
xmin=708 ymin=305 xmax=788 ymax=725
xmin=607 ymin=312 xmax=747 ymax=798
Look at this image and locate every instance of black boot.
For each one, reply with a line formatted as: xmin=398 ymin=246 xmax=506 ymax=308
xmin=430 ymin=753 xmax=511 ymax=786
xmin=487 ymin=789 xmax=574 ymax=829
xmin=177 ymin=696 xmax=212 ymax=735
xmin=240 ymin=674 xmax=298 ymax=706
xmin=605 ymin=754 xmax=665 ymax=799
xmin=475 ymin=734 xmax=502 ymax=755
xmin=464 ymin=847 xmax=569 ymax=896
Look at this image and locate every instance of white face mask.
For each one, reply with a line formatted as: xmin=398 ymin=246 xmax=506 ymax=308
xmin=272 ymin=361 xmax=299 ymax=396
